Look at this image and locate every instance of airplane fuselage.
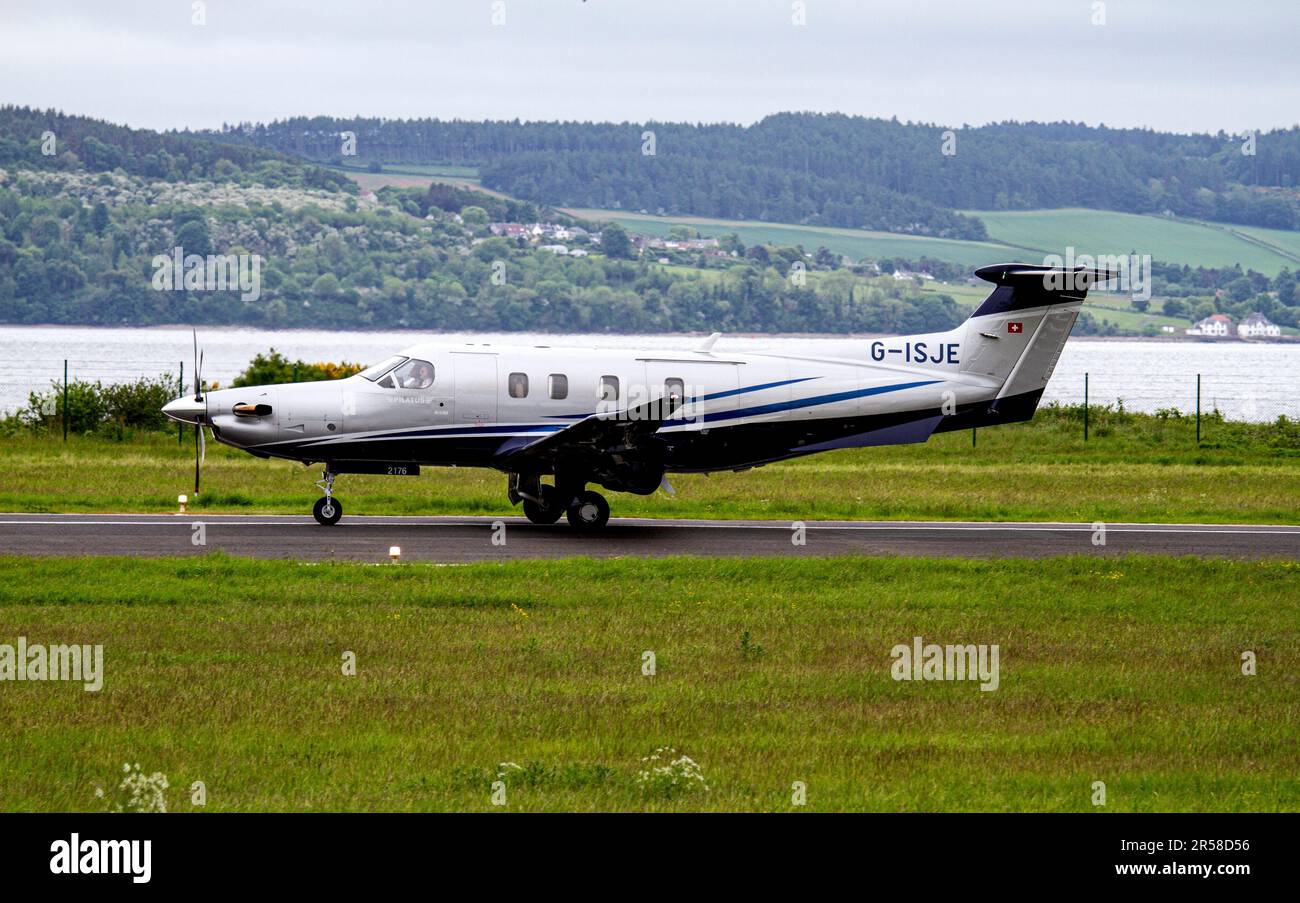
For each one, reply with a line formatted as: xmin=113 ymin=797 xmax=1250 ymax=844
xmin=162 ymin=263 xmax=1099 ymax=527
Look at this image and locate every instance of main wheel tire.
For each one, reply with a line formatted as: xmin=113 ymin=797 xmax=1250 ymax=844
xmin=522 ymin=484 xmax=564 ymax=525
xmin=565 ymin=490 xmax=610 ymax=531
xmin=313 ymin=496 xmax=343 ymax=526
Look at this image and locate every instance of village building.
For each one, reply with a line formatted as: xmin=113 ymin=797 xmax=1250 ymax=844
xmin=1185 ymin=313 xmax=1233 ymax=337
xmin=1237 ymin=311 xmax=1282 ymax=338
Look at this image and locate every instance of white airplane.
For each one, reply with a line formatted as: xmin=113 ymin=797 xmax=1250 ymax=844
xmin=162 ymin=264 xmax=1106 ymax=529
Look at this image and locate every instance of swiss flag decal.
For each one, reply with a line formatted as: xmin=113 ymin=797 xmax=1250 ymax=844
xmin=1007 ymin=321 xmax=1023 ymax=334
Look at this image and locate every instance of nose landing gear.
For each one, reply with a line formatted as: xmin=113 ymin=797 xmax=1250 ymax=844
xmin=313 ymin=470 xmax=342 ymax=526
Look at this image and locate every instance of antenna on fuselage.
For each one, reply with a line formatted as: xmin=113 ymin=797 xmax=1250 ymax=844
xmin=695 ymin=332 xmax=722 ymax=353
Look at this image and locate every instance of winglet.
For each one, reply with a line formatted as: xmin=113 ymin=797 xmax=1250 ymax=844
xmin=695 ymin=332 xmax=722 ymax=353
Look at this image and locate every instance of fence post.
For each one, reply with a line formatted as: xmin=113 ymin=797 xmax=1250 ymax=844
xmin=1196 ymin=373 xmax=1201 ymax=445
xmin=62 ymin=359 xmax=68 ymax=442
xmin=179 ymin=360 xmax=185 ymax=446
xmin=1083 ymin=372 xmax=1089 ymax=442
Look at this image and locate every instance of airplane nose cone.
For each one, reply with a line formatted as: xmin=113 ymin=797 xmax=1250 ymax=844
xmin=162 ymin=395 xmax=206 ymax=424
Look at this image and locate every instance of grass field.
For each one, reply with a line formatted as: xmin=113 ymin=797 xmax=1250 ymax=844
xmin=327 ymin=163 xmax=510 ymax=198
xmin=967 ymin=208 xmax=1299 ymax=276
xmin=3 ymin=407 xmax=1298 ymax=523
xmin=0 ymin=554 xmax=1293 ymax=812
xmin=568 ymin=206 xmax=1300 ymax=276
xmin=561 ymin=208 xmax=1019 ymax=269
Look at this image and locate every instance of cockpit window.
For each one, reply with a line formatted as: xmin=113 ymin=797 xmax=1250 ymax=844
xmin=391 ymin=358 xmax=436 ymax=389
xmin=358 ymin=355 xmax=407 ymax=381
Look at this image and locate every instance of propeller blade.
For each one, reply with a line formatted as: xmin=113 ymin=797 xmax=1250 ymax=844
xmin=199 ymin=424 xmax=207 ymax=464
xmin=192 ymin=329 xmax=200 ymax=399
xmin=193 ymin=423 xmax=201 ymax=496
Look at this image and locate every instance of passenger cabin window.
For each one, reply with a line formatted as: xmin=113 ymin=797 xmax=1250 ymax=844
xmin=390 ymin=358 xmax=435 ymax=389
xmin=599 ymin=375 xmax=619 ymax=402
xmin=508 ymin=372 xmax=529 ymax=398
xmin=549 ymin=374 xmax=568 ymax=400
xmin=664 ymin=378 xmax=685 ymax=407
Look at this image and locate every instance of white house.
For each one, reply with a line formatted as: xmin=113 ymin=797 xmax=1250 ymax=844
xmin=1237 ymin=312 xmax=1282 ymax=338
xmin=1186 ymin=313 xmax=1233 ymax=337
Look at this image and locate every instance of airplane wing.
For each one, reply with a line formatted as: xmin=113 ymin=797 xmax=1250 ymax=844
xmin=492 ymin=395 xmax=681 ymax=467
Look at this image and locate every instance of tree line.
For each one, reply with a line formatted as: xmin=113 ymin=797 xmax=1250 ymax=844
xmin=206 ymin=113 xmax=1300 ymax=232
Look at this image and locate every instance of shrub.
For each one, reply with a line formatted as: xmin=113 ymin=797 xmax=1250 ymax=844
xmin=11 ymin=375 xmax=177 ymax=435
xmin=232 ymin=349 xmax=364 ymax=386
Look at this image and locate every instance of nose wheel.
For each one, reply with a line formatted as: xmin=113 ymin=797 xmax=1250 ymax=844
xmin=313 ymin=496 xmax=342 ymax=526
xmin=313 ymin=470 xmax=343 ymax=526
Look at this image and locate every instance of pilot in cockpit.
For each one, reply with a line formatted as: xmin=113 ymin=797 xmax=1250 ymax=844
xmin=403 ymin=362 xmax=434 ymax=389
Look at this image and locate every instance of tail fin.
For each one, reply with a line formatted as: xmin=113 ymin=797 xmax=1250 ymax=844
xmin=937 ymin=263 xmax=1111 ymax=430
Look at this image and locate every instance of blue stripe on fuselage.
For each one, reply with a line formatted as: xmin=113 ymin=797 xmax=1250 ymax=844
xmin=272 ymin=378 xmax=939 ymax=449
xmin=545 ymin=376 xmax=818 ymax=419
xmin=700 ymin=379 xmax=942 ymax=423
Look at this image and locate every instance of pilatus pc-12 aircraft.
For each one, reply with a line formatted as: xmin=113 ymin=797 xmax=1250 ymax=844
xmin=163 ymin=264 xmax=1108 ymax=529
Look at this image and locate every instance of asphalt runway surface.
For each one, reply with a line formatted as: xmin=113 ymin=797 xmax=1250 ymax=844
xmin=2 ymin=513 xmax=1298 ymax=562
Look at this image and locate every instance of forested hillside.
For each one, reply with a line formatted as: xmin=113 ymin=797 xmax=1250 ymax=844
xmin=0 ymin=105 xmax=354 ymax=193
xmin=208 ymin=113 xmax=1300 ymax=233
xmin=0 ymin=107 xmax=966 ymax=334
xmin=3 ymin=106 xmax=1296 ymax=335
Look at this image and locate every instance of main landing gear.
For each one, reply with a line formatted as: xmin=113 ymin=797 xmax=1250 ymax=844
xmin=313 ymin=470 xmax=342 ymax=526
xmin=522 ymin=484 xmax=564 ymax=525
xmin=513 ymin=476 xmax=611 ymax=531
xmin=565 ymin=490 xmax=610 ymax=531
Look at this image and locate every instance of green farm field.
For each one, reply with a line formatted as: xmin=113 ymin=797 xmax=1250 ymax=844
xmin=966 ymin=208 xmax=1300 ymax=276
xmin=560 ymin=207 xmax=1018 ymax=269
xmin=0 ymin=554 xmax=1294 ymax=811
xmin=569 ymin=206 xmax=1300 ymax=276
xmin=3 ymin=406 xmax=1298 ymax=524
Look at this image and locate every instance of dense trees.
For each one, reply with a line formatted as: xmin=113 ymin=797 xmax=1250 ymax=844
xmin=208 ymin=113 xmax=1300 ymax=234
xmin=0 ymin=171 xmax=970 ymax=334
xmin=0 ymin=106 xmax=355 ymax=193
xmin=5 ymin=107 xmax=1297 ymax=335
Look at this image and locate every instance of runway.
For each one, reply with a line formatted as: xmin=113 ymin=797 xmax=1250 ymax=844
xmin=2 ymin=513 xmax=1298 ymax=561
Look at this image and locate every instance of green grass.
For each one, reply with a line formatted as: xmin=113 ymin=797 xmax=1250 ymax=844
xmin=0 ymin=554 xmax=1294 ymax=812
xmin=967 ymin=208 xmax=1298 ymax=276
xmin=562 ymin=207 xmax=1018 ymax=268
xmin=567 ymin=206 xmax=1300 ymax=275
xmin=3 ymin=407 xmax=1298 ymax=523
xmin=326 ymin=162 xmax=481 ymax=180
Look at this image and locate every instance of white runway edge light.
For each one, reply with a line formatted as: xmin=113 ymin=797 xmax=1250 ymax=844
xmin=178 ymin=494 xmax=188 ymax=514
xmin=389 ymin=546 xmax=401 ymax=562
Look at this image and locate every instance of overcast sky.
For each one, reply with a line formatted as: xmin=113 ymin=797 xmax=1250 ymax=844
xmin=3 ymin=0 xmax=1297 ymax=134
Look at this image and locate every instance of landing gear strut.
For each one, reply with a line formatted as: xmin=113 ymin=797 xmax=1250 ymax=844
xmin=313 ymin=470 xmax=342 ymax=526
xmin=510 ymin=473 xmax=612 ymax=530
xmin=522 ymin=484 xmax=564 ymax=525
